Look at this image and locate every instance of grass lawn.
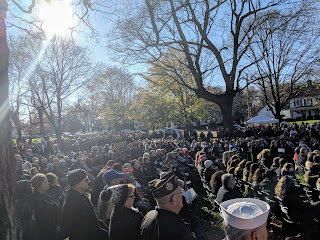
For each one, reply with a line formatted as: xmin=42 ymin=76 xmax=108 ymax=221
xmin=288 ymin=119 xmax=320 ymax=125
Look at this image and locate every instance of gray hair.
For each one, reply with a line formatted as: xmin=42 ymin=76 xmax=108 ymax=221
xmin=221 ymin=173 xmax=233 ymax=188
xmin=223 ymin=222 xmax=252 ymax=240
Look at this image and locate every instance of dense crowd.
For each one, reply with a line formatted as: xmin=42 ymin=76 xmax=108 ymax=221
xmin=14 ymin=121 xmax=320 ymax=240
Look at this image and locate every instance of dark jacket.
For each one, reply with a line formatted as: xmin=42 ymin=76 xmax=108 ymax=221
xmin=15 ymin=180 xmax=36 ymax=240
xmin=203 ymin=168 xmax=217 ymax=183
xmin=32 ymin=191 xmax=61 ymax=240
xmin=281 ymin=185 xmax=320 ymax=223
xmin=109 ymin=206 xmax=143 ymax=240
xmin=132 ymin=168 xmax=148 ymax=187
xmin=91 ymin=170 xmax=106 ymax=207
xmin=47 ymin=185 xmax=66 ymax=207
xmin=260 ymin=179 xmax=277 ymax=200
xmin=141 ymin=208 xmax=197 ymax=240
xmin=216 ymin=186 xmax=242 ymax=204
xmin=62 ymin=188 xmax=108 ymax=240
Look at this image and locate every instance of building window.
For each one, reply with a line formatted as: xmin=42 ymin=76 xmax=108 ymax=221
xmin=294 ymin=100 xmax=302 ymax=107
xmin=305 ymin=99 xmax=312 ymax=106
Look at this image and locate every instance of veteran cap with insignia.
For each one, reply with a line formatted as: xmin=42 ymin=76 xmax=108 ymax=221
xmin=149 ymin=172 xmax=179 ymax=198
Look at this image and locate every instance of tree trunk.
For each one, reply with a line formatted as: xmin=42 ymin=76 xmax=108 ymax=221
xmin=275 ymin=105 xmax=282 ymax=123
xmin=11 ymin=114 xmax=22 ymax=140
xmin=219 ymin=95 xmax=234 ymax=134
xmin=38 ymin=108 xmax=45 ymax=137
xmin=0 ymin=1 xmax=21 ymax=238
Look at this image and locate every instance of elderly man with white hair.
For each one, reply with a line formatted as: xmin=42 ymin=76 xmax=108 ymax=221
xmin=220 ymin=198 xmax=270 ymax=240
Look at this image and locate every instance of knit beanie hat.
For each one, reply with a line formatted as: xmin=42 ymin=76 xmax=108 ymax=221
xmin=100 ymin=184 xmax=129 ymax=207
xmin=67 ymin=169 xmax=87 ymax=187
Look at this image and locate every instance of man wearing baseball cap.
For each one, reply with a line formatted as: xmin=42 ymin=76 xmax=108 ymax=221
xmin=220 ymin=198 xmax=270 ymax=240
xmin=62 ymin=169 xmax=109 ymax=240
xmin=140 ymin=172 xmax=197 ymax=240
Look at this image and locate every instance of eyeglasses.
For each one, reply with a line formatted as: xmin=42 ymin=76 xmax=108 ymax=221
xmin=128 ymin=195 xmax=135 ymax=199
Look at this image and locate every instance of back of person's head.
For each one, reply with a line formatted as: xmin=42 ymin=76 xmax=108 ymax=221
xmin=30 ymin=173 xmax=46 ymax=191
xmin=112 ymin=163 xmax=124 ymax=173
xmin=244 ymin=161 xmax=253 ymax=171
xmin=221 ymin=198 xmax=270 ymax=240
xmin=263 ymin=170 xmax=277 ymax=181
xmin=222 ymin=173 xmax=234 ymax=188
xmin=313 ymin=155 xmax=320 ymax=164
xmin=307 ymin=152 xmax=317 ymax=162
xmin=272 ymin=157 xmax=280 ymax=167
xmin=279 ymin=158 xmax=287 ymax=168
xmin=46 ymin=172 xmax=58 ymax=186
xmin=106 ymin=160 xmax=116 ymax=168
xmin=300 ymin=147 xmax=308 ymax=155
xmin=223 ymin=222 xmax=254 ymax=240
xmin=310 ymin=163 xmax=320 ymax=175
xmin=231 ymin=160 xmax=240 ymax=168
xmin=237 ymin=160 xmax=247 ymax=169
xmin=16 ymin=180 xmax=32 ymax=200
xmin=275 ymin=175 xmax=294 ymax=200
xmin=252 ymin=168 xmax=265 ymax=184
xmin=234 ymin=167 xmax=244 ymax=179
xmin=210 ymin=170 xmax=224 ymax=189
xmin=257 ymin=149 xmax=270 ymax=160
xmin=281 ymin=163 xmax=294 ymax=173
xmin=230 ymin=155 xmax=240 ymax=162
xmin=248 ymin=163 xmax=259 ymax=182
xmin=228 ymin=167 xmax=236 ymax=175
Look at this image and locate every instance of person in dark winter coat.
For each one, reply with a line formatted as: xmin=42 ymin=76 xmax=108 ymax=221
xmin=46 ymin=172 xmax=66 ymax=207
xmin=216 ymin=173 xmax=242 ymax=204
xmin=131 ymin=159 xmax=148 ymax=187
xmin=275 ymin=176 xmax=320 ymax=239
xmin=15 ymin=180 xmax=36 ymax=240
xmin=30 ymin=173 xmax=62 ymax=240
xmin=104 ymin=184 xmax=143 ymax=240
xmin=62 ymin=169 xmax=109 ymax=240
xmin=202 ymin=160 xmax=218 ymax=183
xmin=141 ymin=172 xmax=197 ymax=240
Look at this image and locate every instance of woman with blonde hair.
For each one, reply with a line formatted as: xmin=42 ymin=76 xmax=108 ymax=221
xmin=30 ymin=173 xmax=61 ymax=240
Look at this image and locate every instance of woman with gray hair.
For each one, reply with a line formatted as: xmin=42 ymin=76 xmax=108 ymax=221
xmin=216 ymin=173 xmax=242 ymax=204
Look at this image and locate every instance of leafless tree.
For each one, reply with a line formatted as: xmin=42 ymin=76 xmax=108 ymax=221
xmin=8 ymin=35 xmax=35 ymax=139
xmin=249 ymin=7 xmax=320 ymax=121
xmin=109 ymin=0 xmax=298 ymax=130
xmin=87 ymin=66 xmax=137 ymax=128
xmin=28 ymin=38 xmax=92 ymax=140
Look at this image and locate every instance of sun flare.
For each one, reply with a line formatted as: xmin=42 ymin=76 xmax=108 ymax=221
xmin=37 ymin=1 xmax=76 ymax=37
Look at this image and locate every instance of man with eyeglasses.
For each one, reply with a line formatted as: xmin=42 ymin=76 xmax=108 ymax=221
xmin=140 ymin=172 xmax=197 ymax=240
xmin=62 ymin=169 xmax=109 ymax=240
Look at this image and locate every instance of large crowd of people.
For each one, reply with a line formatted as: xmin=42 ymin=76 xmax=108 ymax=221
xmin=14 ymin=121 xmax=320 ymax=240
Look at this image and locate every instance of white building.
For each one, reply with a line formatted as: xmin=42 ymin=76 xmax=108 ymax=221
xmin=289 ymin=95 xmax=320 ymax=118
